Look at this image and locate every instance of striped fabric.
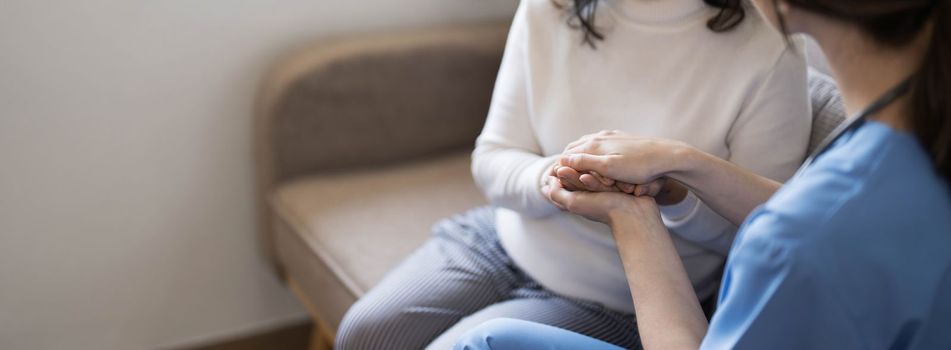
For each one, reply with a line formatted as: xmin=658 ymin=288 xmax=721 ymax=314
xmin=335 ymin=206 xmax=642 ymax=350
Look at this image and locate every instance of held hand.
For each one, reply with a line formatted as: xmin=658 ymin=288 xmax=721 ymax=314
xmin=546 ymin=158 xmax=685 ymax=203
xmin=544 ymin=176 xmax=666 ymax=228
xmin=543 ymin=130 xmax=693 ymax=210
xmin=554 ymin=166 xmax=631 ymax=193
xmin=543 ymin=176 xmax=637 ymax=224
xmin=560 ymin=130 xmax=692 ymax=185
xmin=547 ymin=159 xmax=633 ymax=193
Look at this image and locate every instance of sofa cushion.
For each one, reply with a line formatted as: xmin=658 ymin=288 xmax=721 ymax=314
xmin=269 ymin=151 xmax=486 ymax=329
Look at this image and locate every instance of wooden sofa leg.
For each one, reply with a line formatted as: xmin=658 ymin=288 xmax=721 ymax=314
xmin=309 ymin=324 xmax=332 ymax=350
xmin=286 ymin=277 xmax=337 ymax=350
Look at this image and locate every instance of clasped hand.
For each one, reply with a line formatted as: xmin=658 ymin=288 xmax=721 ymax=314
xmin=541 ymin=130 xmax=690 ymax=226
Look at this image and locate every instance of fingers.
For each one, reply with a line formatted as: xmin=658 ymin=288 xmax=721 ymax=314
xmin=616 ymin=181 xmax=637 ymax=194
xmin=633 ymin=178 xmax=666 ymax=197
xmin=578 ymin=173 xmax=601 ymax=190
xmin=647 ymin=179 xmax=666 ymax=196
xmin=547 ymin=161 xmax=559 ymax=177
xmin=589 ymin=171 xmax=615 ymax=186
xmin=559 ymin=154 xmax=612 ymax=176
xmin=546 ymin=177 xmax=579 ymax=211
xmin=543 ymin=176 xmax=569 ymax=210
xmin=555 ymin=166 xmax=618 ymax=192
xmin=554 ymin=166 xmax=586 ymax=191
xmin=578 ymin=174 xmax=619 ymax=192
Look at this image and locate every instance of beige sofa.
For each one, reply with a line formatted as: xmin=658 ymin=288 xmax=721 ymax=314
xmin=255 ymin=22 xmax=509 ymax=349
xmin=255 ymin=22 xmax=844 ymax=350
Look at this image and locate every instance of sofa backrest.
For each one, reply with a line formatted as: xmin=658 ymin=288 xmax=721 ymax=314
xmin=256 ymin=23 xmax=509 ymax=185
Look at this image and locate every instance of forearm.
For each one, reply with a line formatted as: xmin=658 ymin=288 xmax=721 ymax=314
xmin=472 ymin=146 xmax=560 ymax=218
xmin=667 ymin=146 xmax=782 ymax=227
xmin=609 ymin=210 xmax=707 ymax=350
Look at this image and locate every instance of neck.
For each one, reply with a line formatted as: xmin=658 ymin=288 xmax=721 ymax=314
xmin=814 ymin=26 xmax=926 ymax=131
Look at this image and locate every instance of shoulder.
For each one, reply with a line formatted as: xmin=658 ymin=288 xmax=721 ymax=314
xmin=717 ymin=11 xmax=805 ymax=79
xmin=744 ymin=121 xmax=951 ymax=250
xmin=726 ymin=123 xmax=951 ymax=346
xmin=817 ymin=123 xmax=951 ymax=232
xmin=693 ymin=12 xmax=807 ymax=110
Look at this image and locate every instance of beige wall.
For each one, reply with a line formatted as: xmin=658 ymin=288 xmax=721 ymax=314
xmin=0 ymin=1 xmax=517 ymax=349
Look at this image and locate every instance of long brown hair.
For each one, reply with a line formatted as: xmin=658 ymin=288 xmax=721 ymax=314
xmin=553 ymin=0 xmax=746 ymax=47
xmin=782 ymin=0 xmax=950 ymax=182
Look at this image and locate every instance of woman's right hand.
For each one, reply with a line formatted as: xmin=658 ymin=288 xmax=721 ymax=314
xmin=547 ymin=161 xmax=628 ymax=193
xmin=559 ymin=130 xmax=695 ymax=185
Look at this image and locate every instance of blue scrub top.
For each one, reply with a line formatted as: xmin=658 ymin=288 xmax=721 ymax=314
xmin=703 ymin=120 xmax=951 ymax=349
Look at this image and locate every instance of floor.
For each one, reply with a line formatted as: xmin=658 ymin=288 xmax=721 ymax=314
xmin=185 ymin=322 xmax=313 ymax=350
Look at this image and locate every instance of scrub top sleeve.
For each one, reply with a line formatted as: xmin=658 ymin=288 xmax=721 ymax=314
xmin=701 ymin=211 xmax=863 ymax=350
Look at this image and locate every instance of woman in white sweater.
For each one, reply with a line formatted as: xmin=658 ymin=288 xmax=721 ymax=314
xmin=336 ymin=0 xmax=811 ymax=349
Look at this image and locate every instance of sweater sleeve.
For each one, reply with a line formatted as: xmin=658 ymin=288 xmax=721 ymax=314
xmin=661 ymin=46 xmax=811 ymax=255
xmin=471 ymin=2 xmax=561 ymax=219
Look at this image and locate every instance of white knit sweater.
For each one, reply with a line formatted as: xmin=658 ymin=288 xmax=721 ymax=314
xmin=472 ymin=0 xmax=811 ymax=312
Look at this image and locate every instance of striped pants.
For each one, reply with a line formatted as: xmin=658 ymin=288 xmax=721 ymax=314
xmin=335 ymin=206 xmax=642 ymax=350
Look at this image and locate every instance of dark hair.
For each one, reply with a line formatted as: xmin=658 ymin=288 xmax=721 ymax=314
xmin=780 ymin=0 xmax=950 ymax=182
xmin=553 ymin=0 xmax=746 ymax=47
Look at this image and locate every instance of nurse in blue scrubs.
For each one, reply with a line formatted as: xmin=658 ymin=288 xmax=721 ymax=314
xmin=454 ymin=0 xmax=951 ymax=349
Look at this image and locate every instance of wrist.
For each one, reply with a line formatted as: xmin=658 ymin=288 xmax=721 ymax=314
xmin=608 ymin=202 xmax=666 ymax=241
xmin=666 ymin=143 xmax=705 ymax=183
xmin=607 ymin=204 xmax=636 ymax=229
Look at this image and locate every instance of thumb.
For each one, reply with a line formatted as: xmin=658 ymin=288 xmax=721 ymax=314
xmin=560 ymin=154 xmax=612 ymax=176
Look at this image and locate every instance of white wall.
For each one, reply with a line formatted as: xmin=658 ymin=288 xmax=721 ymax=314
xmin=0 ymin=1 xmax=517 ymax=349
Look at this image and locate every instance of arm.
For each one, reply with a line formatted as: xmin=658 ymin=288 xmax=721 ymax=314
xmin=672 ymin=147 xmax=783 ymax=227
xmin=545 ymin=174 xmax=856 ymax=350
xmin=610 ymin=204 xmax=708 ymax=350
xmin=560 ymin=136 xmax=781 ymax=227
xmin=664 ymin=47 xmax=809 ymax=250
xmin=560 ymin=47 xmax=808 ymax=232
xmin=471 ymin=2 xmax=560 ymax=218
xmin=544 ymin=179 xmax=707 ymax=350
xmin=606 ymin=193 xmax=857 ymax=350
xmin=560 ymin=168 xmax=740 ymax=255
